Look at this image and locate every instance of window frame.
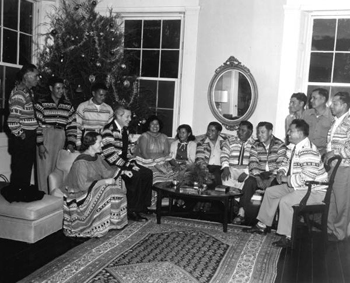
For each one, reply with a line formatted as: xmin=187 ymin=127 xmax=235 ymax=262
xmin=303 ymin=11 xmax=350 ymax=102
xmin=122 ymin=14 xmax=185 ymax=135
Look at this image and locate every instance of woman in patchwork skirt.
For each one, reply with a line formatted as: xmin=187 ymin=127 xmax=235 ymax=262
xmin=62 ymin=132 xmax=128 ymax=238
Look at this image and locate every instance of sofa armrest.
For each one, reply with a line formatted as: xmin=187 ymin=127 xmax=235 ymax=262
xmin=48 ymin=170 xmax=64 ymax=195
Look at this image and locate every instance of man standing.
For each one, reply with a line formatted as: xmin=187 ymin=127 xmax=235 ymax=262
xmin=76 ymin=82 xmax=114 ymax=149
xmin=285 ymin=92 xmax=307 ymax=135
xmin=302 ymin=88 xmax=333 ymax=156
xmin=35 ymin=77 xmax=76 ymax=193
xmin=233 ymin=122 xmax=287 ymax=224
xmin=101 ymin=104 xmax=153 ymax=222
xmin=195 ymin=121 xmax=227 ymax=186
xmin=325 ymin=92 xmax=350 ymax=242
xmin=243 ymin=119 xmax=328 ymax=248
xmin=221 ymin=121 xmax=255 ymax=190
xmin=7 ymin=64 xmax=40 ymax=190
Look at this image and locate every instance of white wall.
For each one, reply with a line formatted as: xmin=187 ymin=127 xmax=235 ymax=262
xmin=193 ymin=0 xmax=286 ymax=138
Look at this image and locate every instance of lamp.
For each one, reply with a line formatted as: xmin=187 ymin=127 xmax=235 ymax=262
xmin=214 ymin=90 xmax=228 ymax=113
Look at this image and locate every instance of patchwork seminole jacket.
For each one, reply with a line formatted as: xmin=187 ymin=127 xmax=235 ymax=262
xmin=195 ymin=134 xmax=228 ymax=166
xmin=278 ymin=137 xmax=328 ymax=191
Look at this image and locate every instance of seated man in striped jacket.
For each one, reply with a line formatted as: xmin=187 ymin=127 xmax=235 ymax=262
xmin=221 ymin=120 xmax=255 ymax=191
xmin=233 ymin=121 xmax=287 ymax=225
xmin=243 ymin=119 xmax=328 ymax=248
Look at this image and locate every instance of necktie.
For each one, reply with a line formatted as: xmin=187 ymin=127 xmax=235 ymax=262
xmin=287 ymin=147 xmax=296 ymax=176
xmin=121 ymin=127 xmax=128 ymax=159
xmin=238 ymin=144 xmax=245 ymax=165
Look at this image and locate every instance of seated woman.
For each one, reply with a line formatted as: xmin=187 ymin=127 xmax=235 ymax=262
xmin=170 ymin=124 xmax=197 ymax=171
xmin=134 ymin=115 xmax=174 ymax=184
xmin=62 ymin=132 xmax=128 ymax=238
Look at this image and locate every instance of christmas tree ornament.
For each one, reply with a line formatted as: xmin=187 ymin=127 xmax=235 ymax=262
xmin=96 ymin=62 xmax=101 ymax=67
xmin=81 ymin=54 xmax=85 ymax=58
xmin=100 ymin=32 xmax=104 ymax=36
xmin=109 ymin=23 xmax=114 ymax=28
xmin=110 ymin=50 xmax=115 ymax=56
xmin=123 ymin=80 xmax=130 ymax=88
xmin=92 ymin=1 xmax=97 ymax=6
xmin=75 ymin=85 xmax=83 ymax=93
xmin=60 ymin=54 xmax=64 ymax=62
xmin=50 ymin=29 xmax=58 ymax=36
xmin=74 ymin=4 xmax=80 ymax=10
xmin=89 ymin=75 xmax=96 ymax=83
xmin=121 ymin=64 xmax=126 ymax=69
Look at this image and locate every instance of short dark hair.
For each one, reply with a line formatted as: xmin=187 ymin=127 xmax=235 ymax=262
xmin=257 ymin=121 xmax=273 ymax=131
xmin=91 ymin=82 xmax=107 ymax=93
xmin=290 ymin=119 xmax=309 ymax=137
xmin=239 ymin=121 xmax=253 ymax=131
xmin=312 ymin=88 xmax=329 ymax=102
xmin=175 ymin=124 xmax=196 ymax=141
xmin=208 ymin=121 xmax=222 ymax=132
xmin=16 ymin=64 xmax=37 ymax=82
xmin=334 ymin=91 xmax=350 ymax=108
xmin=145 ymin=115 xmax=163 ymax=132
xmin=291 ymin=92 xmax=307 ymax=107
xmin=80 ymin=132 xmax=100 ymax=152
xmin=48 ymin=77 xmax=64 ymax=87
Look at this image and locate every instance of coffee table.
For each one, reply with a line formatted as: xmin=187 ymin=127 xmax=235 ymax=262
xmin=152 ymin=182 xmax=243 ymax=232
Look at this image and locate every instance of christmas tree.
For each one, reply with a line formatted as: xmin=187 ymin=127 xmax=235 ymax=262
xmin=36 ymin=0 xmax=153 ymax=133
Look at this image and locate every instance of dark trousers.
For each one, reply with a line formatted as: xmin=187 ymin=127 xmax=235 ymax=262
xmin=9 ymin=130 xmax=36 ymax=189
xmin=207 ymin=165 xmax=222 ymax=187
xmin=239 ymin=175 xmax=278 ymax=210
xmin=122 ymin=163 xmax=153 ymax=213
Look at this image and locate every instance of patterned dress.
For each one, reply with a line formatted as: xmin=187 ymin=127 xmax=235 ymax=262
xmin=134 ymin=131 xmax=175 ymax=184
xmin=62 ymin=154 xmax=127 ymax=238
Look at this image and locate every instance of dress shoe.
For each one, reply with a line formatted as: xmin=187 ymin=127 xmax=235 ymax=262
xmin=233 ymin=215 xmax=245 ymax=225
xmin=328 ymin=233 xmax=340 ymax=242
xmin=242 ymin=224 xmax=269 ymax=234
xmin=272 ymin=236 xmax=291 ymax=248
xmin=128 ymin=212 xmax=148 ymax=222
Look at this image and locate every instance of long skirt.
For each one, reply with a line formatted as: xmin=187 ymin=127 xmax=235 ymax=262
xmin=63 ymin=184 xmax=128 ymax=238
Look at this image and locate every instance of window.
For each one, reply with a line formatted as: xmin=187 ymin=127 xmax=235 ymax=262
xmin=307 ymin=17 xmax=350 ymax=103
xmin=124 ymin=18 xmax=182 ymax=136
xmin=0 ymin=0 xmax=34 ymax=132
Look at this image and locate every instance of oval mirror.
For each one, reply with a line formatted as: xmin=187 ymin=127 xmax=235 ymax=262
xmin=207 ymin=56 xmax=258 ymax=130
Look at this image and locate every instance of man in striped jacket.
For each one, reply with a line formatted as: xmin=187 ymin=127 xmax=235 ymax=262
xmin=7 ymin=64 xmax=40 ymax=190
xmin=101 ymin=104 xmax=153 ymax=222
xmin=243 ymin=119 xmax=328 ymax=248
xmin=325 ymin=92 xmax=350 ymax=242
xmin=75 ymin=82 xmax=114 ymax=149
xmin=35 ymin=77 xmax=76 ymax=193
xmin=233 ymin=121 xmax=287 ymax=224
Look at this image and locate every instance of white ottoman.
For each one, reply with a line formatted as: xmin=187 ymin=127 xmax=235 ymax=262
xmin=0 ymin=184 xmax=63 ymax=243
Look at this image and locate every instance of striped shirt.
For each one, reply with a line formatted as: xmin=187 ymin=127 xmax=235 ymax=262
xmin=34 ymin=95 xmax=77 ymax=146
xmin=249 ymin=135 xmax=287 ymax=175
xmin=8 ymin=85 xmax=38 ymax=136
xmin=327 ymin=112 xmax=350 ymax=167
xmin=221 ymin=135 xmax=256 ymax=168
xmin=76 ymin=99 xmax=114 ymax=147
xmin=279 ymin=138 xmax=328 ymax=191
xmin=195 ymin=135 xmax=228 ymax=166
xmin=101 ymin=120 xmax=132 ymax=177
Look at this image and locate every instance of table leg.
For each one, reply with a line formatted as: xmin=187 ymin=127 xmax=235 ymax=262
xmin=156 ymin=190 xmax=162 ymax=224
xmin=223 ymin=198 xmax=228 ymax=232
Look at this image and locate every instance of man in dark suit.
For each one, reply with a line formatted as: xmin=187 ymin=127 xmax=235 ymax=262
xmin=101 ymin=104 xmax=153 ymax=222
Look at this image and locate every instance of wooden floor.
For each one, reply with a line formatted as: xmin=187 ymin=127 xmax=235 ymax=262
xmin=0 ymin=221 xmax=349 ymax=283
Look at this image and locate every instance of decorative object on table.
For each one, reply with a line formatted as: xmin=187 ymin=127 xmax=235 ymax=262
xmin=176 ymin=163 xmax=215 ymax=187
xmin=21 ymin=216 xmax=282 ymax=283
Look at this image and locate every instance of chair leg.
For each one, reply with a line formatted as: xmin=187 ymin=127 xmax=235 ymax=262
xmin=303 ymin=212 xmax=312 ymax=233
xmin=291 ymin=210 xmax=299 ymax=249
xmin=321 ymin=212 xmax=328 ymax=246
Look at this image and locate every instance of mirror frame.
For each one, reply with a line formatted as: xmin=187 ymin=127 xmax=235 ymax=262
xmin=207 ymin=56 xmax=258 ymax=130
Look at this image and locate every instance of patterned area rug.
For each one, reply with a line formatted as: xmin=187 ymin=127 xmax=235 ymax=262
xmin=21 ymin=216 xmax=282 ymax=283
